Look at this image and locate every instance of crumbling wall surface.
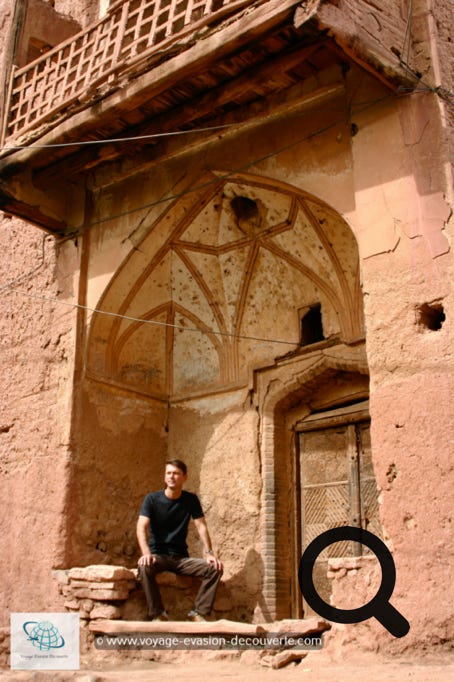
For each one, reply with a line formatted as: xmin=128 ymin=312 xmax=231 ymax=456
xmin=314 ymin=0 xmax=453 ymax=161
xmin=70 ymin=380 xmax=168 ymax=568
xmin=53 ymin=0 xmax=99 ymax=29
xmin=168 ymin=393 xmax=263 ymax=622
xmin=0 ymin=215 xmax=79 ymax=626
xmin=0 ymin=5 xmax=81 ymax=634
xmin=312 ymin=0 xmax=412 ymax=86
xmin=352 ymin=245 xmax=454 ymax=654
xmin=346 ymin=68 xmax=454 ymax=650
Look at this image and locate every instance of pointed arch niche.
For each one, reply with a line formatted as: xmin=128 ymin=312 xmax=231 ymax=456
xmin=78 ymin=171 xmax=374 ymax=616
xmin=87 ymin=171 xmax=364 ymax=400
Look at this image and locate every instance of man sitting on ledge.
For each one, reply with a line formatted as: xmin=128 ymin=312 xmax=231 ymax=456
xmin=137 ymin=458 xmax=223 ymax=622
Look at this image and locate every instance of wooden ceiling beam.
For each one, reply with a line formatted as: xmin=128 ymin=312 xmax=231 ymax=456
xmin=85 ymin=79 xmax=345 ymax=193
xmin=0 ymin=0 xmax=304 ymax=175
xmin=34 ymin=40 xmax=328 ymax=184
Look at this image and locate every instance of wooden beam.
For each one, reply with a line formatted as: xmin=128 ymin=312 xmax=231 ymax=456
xmin=35 ymin=40 xmax=328 ymax=183
xmin=0 ymin=184 xmax=67 ymax=234
xmin=87 ymin=80 xmax=345 ymax=192
xmin=0 ymin=0 xmax=303 ymax=173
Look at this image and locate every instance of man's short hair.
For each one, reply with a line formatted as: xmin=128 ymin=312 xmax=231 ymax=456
xmin=165 ymin=459 xmax=187 ymax=475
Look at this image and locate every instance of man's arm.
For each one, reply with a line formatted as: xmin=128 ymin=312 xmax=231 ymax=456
xmin=136 ymin=515 xmax=156 ymax=566
xmin=193 ymin=516 xmax=223 ymax=571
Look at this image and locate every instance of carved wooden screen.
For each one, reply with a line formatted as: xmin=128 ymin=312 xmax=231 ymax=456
xmin=298 ymin=417 xmax=381 ymax=611
xmin=2 ymin=0 xmax=251 ymax=144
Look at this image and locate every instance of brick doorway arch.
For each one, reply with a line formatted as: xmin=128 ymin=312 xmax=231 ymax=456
xmin=255 ymin=350 xmax=373 ymax=620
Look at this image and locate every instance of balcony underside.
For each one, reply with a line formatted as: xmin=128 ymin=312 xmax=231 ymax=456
xmin=0 ymin=0 xmax=414 ymax=235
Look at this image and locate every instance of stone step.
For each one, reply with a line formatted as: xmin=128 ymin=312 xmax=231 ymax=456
xmin=89 ymin=617 xmax=329 ymax=636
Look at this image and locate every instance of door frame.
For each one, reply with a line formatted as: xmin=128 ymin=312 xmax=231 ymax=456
xmin=293 ymin=400 xmax=370 ymax=617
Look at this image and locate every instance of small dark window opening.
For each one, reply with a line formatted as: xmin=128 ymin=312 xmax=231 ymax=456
xmin=300 ymin=304 xmax=325 ymax=346
xmin=417 ymin=302 xmax=445 ymax=331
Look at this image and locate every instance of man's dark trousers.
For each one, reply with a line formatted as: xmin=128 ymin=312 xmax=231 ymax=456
xmin=139 ymin=555 xmax=223 ymax=617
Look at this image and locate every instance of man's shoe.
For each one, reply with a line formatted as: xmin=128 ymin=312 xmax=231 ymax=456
xmin=150 ymin=611 xmax=169 ymax=621
xmin=187 ymin=609 xmax=208 ymax=622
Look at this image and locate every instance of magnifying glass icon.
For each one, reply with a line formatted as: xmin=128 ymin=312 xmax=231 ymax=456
xmin=298 ymin=526 xmax=410 ymax=638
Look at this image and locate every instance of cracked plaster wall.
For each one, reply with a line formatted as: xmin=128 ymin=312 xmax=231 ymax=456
xmin=0 ymin=0 xmax=452 ymax=655
xmin=74 ymin=65 xmax=453 ymax=647
xmin=0 ymin=2 xmax=86 ymax=627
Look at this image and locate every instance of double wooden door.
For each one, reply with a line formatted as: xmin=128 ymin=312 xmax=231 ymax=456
xmin=297 ymin=414 xmax=381 ymax=614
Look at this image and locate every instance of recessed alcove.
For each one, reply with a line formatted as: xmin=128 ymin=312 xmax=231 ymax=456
xmin=72 ymin=171 xmax=368 ymax=621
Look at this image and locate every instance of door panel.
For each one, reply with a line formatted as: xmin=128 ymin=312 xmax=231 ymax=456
xmin=298 ymin=419 xmax=380 ymax=615
xmin=358 ymin=422 xmax=382 ymax=545
xmin=299 ymin=426 xmax=351 ymax=612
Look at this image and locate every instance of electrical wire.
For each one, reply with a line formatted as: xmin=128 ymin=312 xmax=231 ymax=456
xmin=4 ymin=285 xmax=298 ymax=346
xmin=1 ymin=4 xmax=452 ymax=160
xmin=0 ymin=123 xmax=236 ymax=152
xmin=0 ymin=92 xmax=399 ymax=348
xmin=73 ymin=95 xmax=379 ymax=235
xmin=0 ymin=10 xmax=451 ymax=354
xmin=60 ymin=89 xmax=432 ymax=238
xmin=0 ymin=84 xmax=448 ymax=348
xmin=397 ymin=0 xmax=454 ymax=101
xmin=1 ymin=81 xmax=451 ymax=157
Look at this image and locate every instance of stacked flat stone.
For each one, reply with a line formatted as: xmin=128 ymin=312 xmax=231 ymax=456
xmin=55 ymin=565 xmax=137 ymax=620
xmin=54 ymin=565 xmax=200 ymax=622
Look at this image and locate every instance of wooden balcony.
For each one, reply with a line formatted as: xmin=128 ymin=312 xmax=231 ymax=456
xmin=0 ymin=0 xmax=413 ymax=233
xmin=1 ymin=0 xmax=255 ymax=147
xmin=0 ymin=0 xmax=414 ymax=152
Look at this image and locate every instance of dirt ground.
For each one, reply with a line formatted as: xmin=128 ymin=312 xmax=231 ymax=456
xmin=3 ymin=650 xmax=454 ymax=681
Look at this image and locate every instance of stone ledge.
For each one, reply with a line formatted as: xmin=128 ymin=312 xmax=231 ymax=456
xmin=88 ymin=617 xmax=330 ymax=636
xmin=72 ymin=587 xmax=131 ymax=601
xmin=89 ymin=618 xmax=267 ymax=635
xmin=69 ymin=580 xmax=136 ymax=590
xmin=55 ymin=564 xmax=199 ymax=621
xmin=68 ymin=565 xmax=136 ymax=581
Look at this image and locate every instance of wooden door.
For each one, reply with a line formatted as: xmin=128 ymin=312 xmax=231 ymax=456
xmin=298 ymin=419 xmax=380 ymax=615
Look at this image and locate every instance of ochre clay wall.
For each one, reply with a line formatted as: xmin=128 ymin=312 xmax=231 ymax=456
xmin=0 ymin=0 xmax=452 ymax=660
xmin=0 ymin=215 xmax=79 ymax=622
xmin=75 ymin=60 xmax=453 ymax=649
xmin=70 ymin=380 xmax=168 ymax=566
xmin=0 ymin=0 xmax=87 ymax=625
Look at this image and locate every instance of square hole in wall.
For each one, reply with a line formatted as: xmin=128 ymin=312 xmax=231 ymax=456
xmin=416 ymin=302 xmax=445 ymax=332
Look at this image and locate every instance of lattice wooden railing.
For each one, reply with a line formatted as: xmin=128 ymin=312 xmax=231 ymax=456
xmin=1 ymin=0 xmax=253 ymax=146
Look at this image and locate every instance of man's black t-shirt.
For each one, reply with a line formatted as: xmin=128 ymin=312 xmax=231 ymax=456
xmin=139 ymin=490 xmax=204 ymax=557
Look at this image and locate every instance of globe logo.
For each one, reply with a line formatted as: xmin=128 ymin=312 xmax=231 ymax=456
xmin=23 ymin=621 xmax=65 ymax=651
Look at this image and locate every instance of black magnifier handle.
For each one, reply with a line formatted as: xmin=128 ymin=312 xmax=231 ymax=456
xmin=299 ymin=526 xmax=410 ymax=638
xmin=373 ymin=600 xmax=410 ymax=638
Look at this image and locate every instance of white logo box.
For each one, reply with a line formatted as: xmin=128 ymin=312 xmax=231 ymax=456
xmin=10 ymin=613 xmax=79 ymax=670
